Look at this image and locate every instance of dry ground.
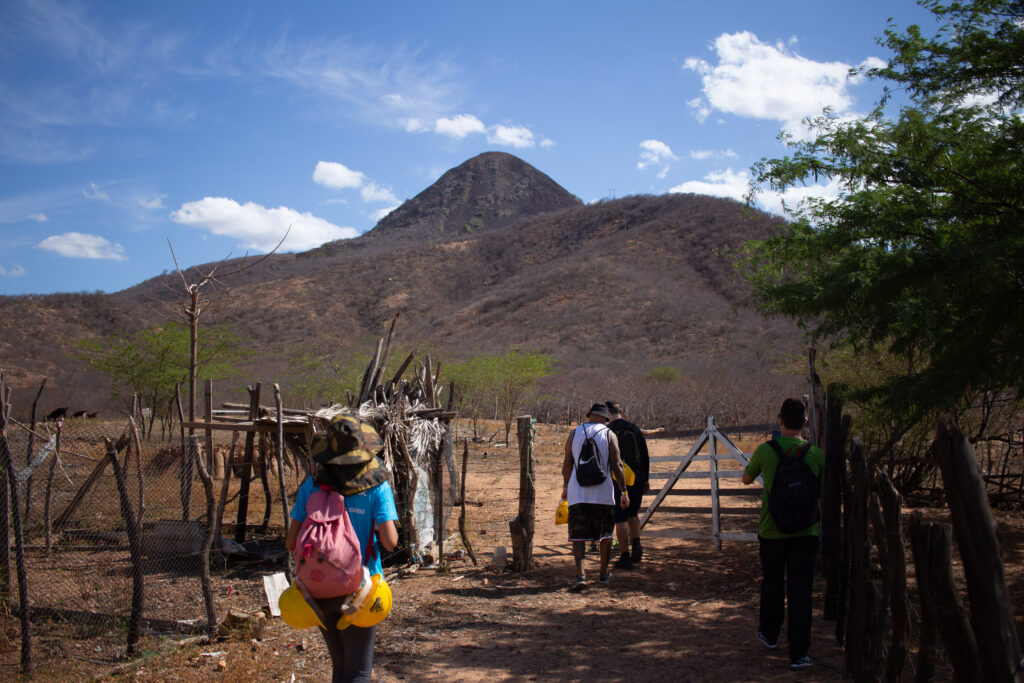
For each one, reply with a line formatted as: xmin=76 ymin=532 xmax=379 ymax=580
xmin=3 ymin=419 xmax=1024 ymax=681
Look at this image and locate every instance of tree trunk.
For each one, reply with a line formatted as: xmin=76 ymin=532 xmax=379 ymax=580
xmin=106 ymin=435 xmax=144 ymax=657
xmin=191 ymin=434 xmax=219 ymax=637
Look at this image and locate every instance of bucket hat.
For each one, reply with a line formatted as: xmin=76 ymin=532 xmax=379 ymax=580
xmin=311 ymin=414 xmax=383 ymax=466
xmin=585 ymin=403 xmax=610 ymax=421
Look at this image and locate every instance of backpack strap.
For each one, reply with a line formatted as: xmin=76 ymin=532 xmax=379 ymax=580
xmin=766 ymin=438 xmax=813 ymax=460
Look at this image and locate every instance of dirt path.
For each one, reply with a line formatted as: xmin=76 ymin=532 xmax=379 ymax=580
xmin=372 ymin=423 xmax=850 ymax=682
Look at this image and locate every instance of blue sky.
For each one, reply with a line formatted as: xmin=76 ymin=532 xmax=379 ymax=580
xmin=0 ymin=0 xmax=936 ymax=295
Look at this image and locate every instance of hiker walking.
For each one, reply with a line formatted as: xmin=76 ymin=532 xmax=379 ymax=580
xmin=741 ymin=398 xmax=825 ymax=671
xmin=605 ymin=401 xmax=650 ymax=570
xmin=285 ymin=414 xmax=399 ymax=683
xmin=561 ymin=402 xmax=629 ymax=590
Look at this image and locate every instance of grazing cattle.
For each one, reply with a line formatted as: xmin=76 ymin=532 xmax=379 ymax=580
xmin=87 ymin=411 xmax=98 ymax=419
xmin=46 ymin=407 xmax=68 ymax=421
xmin=72 ymin=410 xmax=87 ymax=418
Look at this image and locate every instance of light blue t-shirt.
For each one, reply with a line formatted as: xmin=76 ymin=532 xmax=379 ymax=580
xmin=290 ymin=477 xmax=398 ymax=576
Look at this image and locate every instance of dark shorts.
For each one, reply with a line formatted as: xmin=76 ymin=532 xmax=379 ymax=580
xmin=568 ymin=503 xmax=615 ymax=542
xmin=613 ymin=481 xmax=644 ymax=523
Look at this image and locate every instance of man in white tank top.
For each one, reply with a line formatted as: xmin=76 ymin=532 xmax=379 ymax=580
xmin=560 ymin=403 xmax=629 ymax=591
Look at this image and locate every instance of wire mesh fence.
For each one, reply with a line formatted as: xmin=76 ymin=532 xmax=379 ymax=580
xmin=2 ymin=416 xmax=304 ymax=662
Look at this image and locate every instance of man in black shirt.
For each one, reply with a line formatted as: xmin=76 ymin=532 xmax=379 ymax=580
xmin=606 ymin=401 xmax=650 ymax=569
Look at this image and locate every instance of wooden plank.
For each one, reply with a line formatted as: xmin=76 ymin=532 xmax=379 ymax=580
xmin=648 ymin=470 xmax=745 ymax=480
xmin=181 ymin=420 xmax=309 ymax=434
xmin=710 ymin=421 xmax=721 ymax=549
xmin=648 ymin=505 xmax=757 ymax=515
xmin=660 ymin=488 xmax=761 ymax=496
xmin=640 ymin=430 xmax=707 ymax=528
xmin=720 ymin=531 xmax=759 ymax=542
xmin=642 ymin=528 xmax=714 ymax=541
xmin=646 ymin=423 xmax=774 ymax=440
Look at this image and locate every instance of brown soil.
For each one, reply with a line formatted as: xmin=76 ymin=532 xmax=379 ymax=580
xmin=3 ymin=419 xmax=1024 ymax=681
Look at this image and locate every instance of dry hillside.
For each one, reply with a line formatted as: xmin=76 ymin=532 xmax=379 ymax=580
xmin=0 ymin=152 xmax=803 ymax=421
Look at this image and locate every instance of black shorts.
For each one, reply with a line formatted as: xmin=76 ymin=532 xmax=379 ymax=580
xmin=613 ymin=482 xmax=644 ymax=523
xmin=568 ymin=503 xmax=615 ymax=542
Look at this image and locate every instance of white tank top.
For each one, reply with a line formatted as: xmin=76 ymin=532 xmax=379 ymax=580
xmin=567 ymin=423 xmax=615 ymax=506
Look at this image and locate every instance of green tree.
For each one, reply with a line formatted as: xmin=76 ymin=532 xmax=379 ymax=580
xmin=740 ymin=0 xmax=1024 ymax=421
xmin=449 ymin=350 xmax=554 ymax=443
xmin=286 ymin=350 xmax=371 ymax=408
xmin=76 ymin=322 xmax=249 ymax=435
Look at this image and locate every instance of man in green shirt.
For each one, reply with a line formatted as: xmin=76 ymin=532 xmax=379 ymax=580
xmin=742 ymin=398 xmax=825 ymax=671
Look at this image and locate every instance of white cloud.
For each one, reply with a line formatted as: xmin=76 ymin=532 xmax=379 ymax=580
xmin=313 ymin=161 xmax=396 ymax=204
xmin=670 ymin=168 xmax=749 ymax=203
xmin=137 ymin=194 xmax=165 ymax=209
xmin=402 ymin=117 xmax=430 ymax=133
xmin=28 ymin=212 xmax=48 ymax=222
xmin=83 ymin=181 xmax=110 ymax=201
xmin=764 ymin=178 xmax=844 ymax=217
xmin=637 ymin=139 xmax=678 ymax=178
xmin=0 ymin=265 xmax=27 ymax=277
xmin=170 ymin=197 xmax=357 ymax=251
xmin=671 ymin=167 xmax=844 ymax=217
xmin=540 ymin=137 xmax=555 ymax=148
xmin=37 ymin=232 xmax=126 ymax=260
xmin=435 ymin=114 xmax=485 ymax=139
xmin=690 ymin=148 xmax=738 ymax=160
xmin=360 ymin=182 xmax=398 ymax=204
xmin=313 ymin=161 xmax=366 ymax=190
xmin=488 ymin=124 xmax=535 ymax=148
xmin=684 ymin=31 xmax=876 ymax=129
xmin=371 ymin=205 xmax=398 ymax=222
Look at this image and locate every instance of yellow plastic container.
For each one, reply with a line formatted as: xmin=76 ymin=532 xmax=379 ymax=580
xmin=555 ymin=499 xmax=569 ymax=525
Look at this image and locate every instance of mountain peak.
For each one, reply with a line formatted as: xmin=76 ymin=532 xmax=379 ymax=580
xmin=369 ymin=152 xmax=582 ymax=242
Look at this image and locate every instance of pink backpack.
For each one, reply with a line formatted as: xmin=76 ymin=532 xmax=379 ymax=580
xmin=294 ymin=485 xmax=363 ymax=598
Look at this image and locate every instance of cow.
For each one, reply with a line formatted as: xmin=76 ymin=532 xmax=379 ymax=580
xmin=72 ymin=410 xmax=87 ymax=418
xmin=46 ymin=407 xmax=68 ymax=421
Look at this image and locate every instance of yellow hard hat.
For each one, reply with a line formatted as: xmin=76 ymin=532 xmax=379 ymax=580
xmin=279 ymin=583 xmax=325 ymax=629
xmin=623 ymin=463 xmax=636 ymax=487
xmin=555 ymin=499 xmax=568 ymax=525
xmin=336 ymin=570 xmax=392 ymax=630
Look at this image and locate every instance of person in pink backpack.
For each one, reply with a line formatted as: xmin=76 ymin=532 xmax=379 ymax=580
xmin=286 ymin=414 xmax=399 ymax=683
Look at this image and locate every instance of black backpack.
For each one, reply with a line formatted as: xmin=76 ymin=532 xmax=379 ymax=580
xmin=766 ymin=440 xmax=820 ymax=533
xmin=610 ymin=422 xmax=641 ymax=471
xmin=575 ymin=425 xmax=608 ymax=487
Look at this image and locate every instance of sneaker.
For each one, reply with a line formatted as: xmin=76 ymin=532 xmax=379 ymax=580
xmin=631 ymin=538 xmax=643 ymax=564
xmin=613 ymin=552 xmax=633 ymax=570
xmin=757 ymin=629 xmax=778 ymax=650
xmin=789 ymin=655 xmax=813 ymax=670
xmin=570 ymin=575 xmax=588 ymax=592
xmin=598 ymin=572 xmax=612 ymax=584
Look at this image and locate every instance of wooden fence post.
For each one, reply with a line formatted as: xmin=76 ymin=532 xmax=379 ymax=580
xmin=821 ymin=391 xmax=847 ymax=625
xmin=933 ymin=417 xmax=1024 ymax=682
xmin=1 ymin=381 xmax=31 ymax=675
xmin=909 ymin=512 xmax=980 ymax=682
xmin=876 ymin=474 xmax=909 ymax=682
xmin=458 ymin=439 xmax=477 ymax=566
xmin=509 ymin=416 xmax=535 ymax=571
xmin=234 ymin=383 xmax=261 ymax=544
xmin=845 ymin=437 xmax=874 ymax=679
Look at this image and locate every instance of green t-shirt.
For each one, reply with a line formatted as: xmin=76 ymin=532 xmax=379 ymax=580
xmin=744 ymin=436 xmax=825 ymax=539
